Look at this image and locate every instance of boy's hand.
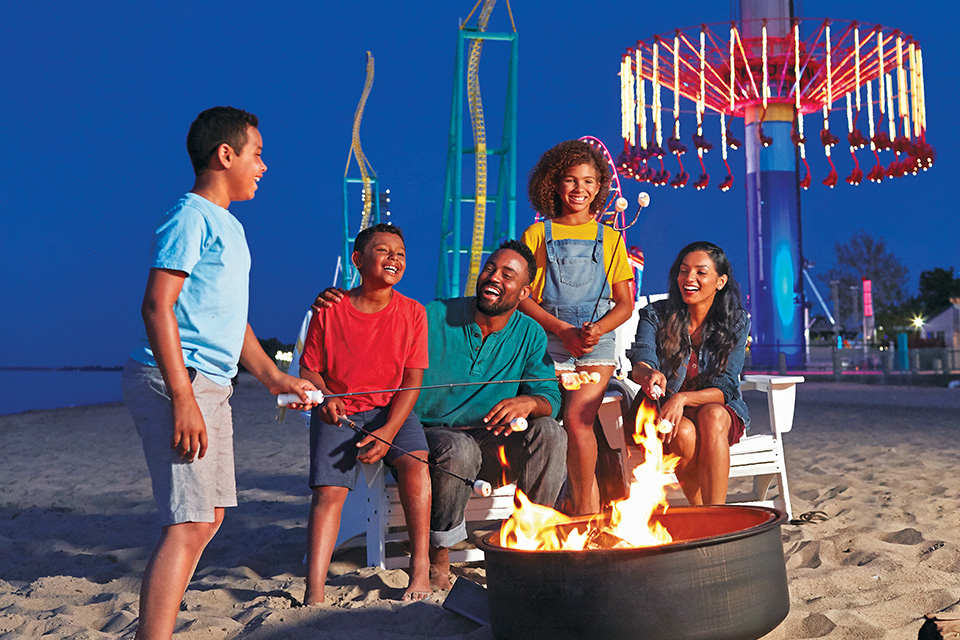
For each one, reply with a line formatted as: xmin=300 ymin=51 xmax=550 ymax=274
xmin=319 ymin=397 xmax=347 ymax=425
xmin=356 ymin=430 xmax=392 ymax=465
xmin=171 ymin=396 xmax=207 ymax=461
xmin=268 ymin=374 xmax=319 ymax=409
xmin=311 ymin=287 xmax=346 ymax=313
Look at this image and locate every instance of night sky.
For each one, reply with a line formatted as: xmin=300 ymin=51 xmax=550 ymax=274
xmin=2 ymin=0 xmax=956 ymax=368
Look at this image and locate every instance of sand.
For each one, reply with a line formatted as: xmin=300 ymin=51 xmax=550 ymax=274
xmin=1 ymin=377 xmax=959 ymax=639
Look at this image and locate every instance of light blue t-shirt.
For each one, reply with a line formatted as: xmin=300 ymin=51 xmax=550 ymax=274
xmin=131 ymin=193 xmax=251 ymax=385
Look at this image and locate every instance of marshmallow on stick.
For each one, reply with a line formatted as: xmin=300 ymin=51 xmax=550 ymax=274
xmin=559 ymin=371 xmax=602 ymax=390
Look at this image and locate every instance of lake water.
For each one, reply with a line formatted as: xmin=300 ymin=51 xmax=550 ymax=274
xmin=0 ymin=369 xmax=124 ymax=416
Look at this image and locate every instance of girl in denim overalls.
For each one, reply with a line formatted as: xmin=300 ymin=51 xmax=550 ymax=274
xmin=520 ymin=140 xmax=635 ymax=515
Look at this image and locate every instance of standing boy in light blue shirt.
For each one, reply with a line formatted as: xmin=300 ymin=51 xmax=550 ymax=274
xmin=122 ymin=106 xmax=316 ymax=640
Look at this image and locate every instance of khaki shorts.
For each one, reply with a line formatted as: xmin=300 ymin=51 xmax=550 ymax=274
xmin=122 ymin=359 xmax=237 ymax=525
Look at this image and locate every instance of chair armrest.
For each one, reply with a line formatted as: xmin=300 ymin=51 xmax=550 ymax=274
xmin=741 ymin=375 xmax=804 ymax=434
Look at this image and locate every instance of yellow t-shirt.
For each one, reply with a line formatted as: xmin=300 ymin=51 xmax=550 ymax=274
xmin=520 ymin=220 xmax=634 ymax=304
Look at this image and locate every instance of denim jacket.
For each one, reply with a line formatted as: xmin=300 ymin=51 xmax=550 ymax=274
xmin=626 ymin=300 xmax=750 ymax=428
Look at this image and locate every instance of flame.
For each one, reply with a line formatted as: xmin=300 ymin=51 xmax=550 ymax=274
xmin=497 ymin=445 xmax=510 ymax=486
xmin=499 ymin=396 xmax=679 ymax=550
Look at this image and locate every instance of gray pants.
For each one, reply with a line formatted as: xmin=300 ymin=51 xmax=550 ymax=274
xmin=425 ymin=417 xmax=566 ymax=548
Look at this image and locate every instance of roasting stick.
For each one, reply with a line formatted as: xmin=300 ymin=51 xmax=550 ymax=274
xmin=651 ymin=384 xmax=674 ymax=434
xmin=336 ymin=417 xmax=494 ymax=497
xmin=276 ymin=372 xmax=602 ymax=406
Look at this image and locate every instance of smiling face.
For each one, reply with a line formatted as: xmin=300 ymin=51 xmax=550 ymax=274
xmin=475 ymin=249 xmax=532 ymax=317
xmin=677 ymin=250 xmax=729 ymax=309
xmin=225 ymin=125 xmax=267 ymax=202
xmin=353 ymin=231 xmax=406 ymax=287
xmin=554 ymin=163 xmax=600 ymax=219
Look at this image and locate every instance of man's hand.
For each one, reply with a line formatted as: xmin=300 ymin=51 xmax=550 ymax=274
xmin=171 ymin=395 xmax=207 ymax=461
xmin=311 ymin=287 xmax=346 ymax=313
xmin=482 ymin=396 xmax=536 ymax=435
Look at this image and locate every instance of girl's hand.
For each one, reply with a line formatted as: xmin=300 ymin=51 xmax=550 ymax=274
xmin=558 ymin=325 xmax=591 ymax=357
xmin=580 ymin=322 xmax=603 ymax=347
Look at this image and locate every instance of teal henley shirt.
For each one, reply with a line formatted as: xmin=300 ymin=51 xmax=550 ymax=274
xmin=415 ymin=297 xmax=561 ymax=428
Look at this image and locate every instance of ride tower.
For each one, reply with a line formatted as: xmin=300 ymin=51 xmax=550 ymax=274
xmin=436 ymin=0 xmax=519 ymax=298
xmin=615 ymin=2 xmax=932 ymax=368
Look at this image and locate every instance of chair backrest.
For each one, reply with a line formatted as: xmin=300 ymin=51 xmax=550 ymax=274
xmin=615 ymin=294 xmax=668 ymax=375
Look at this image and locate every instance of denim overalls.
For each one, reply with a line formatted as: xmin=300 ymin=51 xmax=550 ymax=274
xmin=541 ymin=220 xmax=617 ymax=368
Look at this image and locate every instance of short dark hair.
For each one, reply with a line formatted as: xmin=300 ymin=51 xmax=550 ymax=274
xmin=354 ymin=223 xmax=404 ymax=256
xmin=496 ymin=239 xmax=537 ymax=285
xmin=187 ymin=106 xmax=259 ymax=176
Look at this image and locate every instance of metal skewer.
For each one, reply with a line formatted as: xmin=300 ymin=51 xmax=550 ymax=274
xmin=336 ymin=416 xmax=493 ymax=497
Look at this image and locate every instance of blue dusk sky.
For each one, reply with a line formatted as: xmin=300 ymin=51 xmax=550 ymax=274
xmin=1 ymin=0 xmax=956 ymax=368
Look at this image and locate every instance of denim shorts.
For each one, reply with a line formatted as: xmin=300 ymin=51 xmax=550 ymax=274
xmin=543 ymin=300 xmax=618 ymax=370
xmin=122 ymin=359 xmax=237 ymax=525
xmin=309 ymin=405 xmax=427 ymax=489
xmin=546 ymin=330 xmax=618 ymax=370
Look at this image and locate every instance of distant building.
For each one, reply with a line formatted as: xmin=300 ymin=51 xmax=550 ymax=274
xmin=923 ymin=298 xmax=960 ymax=350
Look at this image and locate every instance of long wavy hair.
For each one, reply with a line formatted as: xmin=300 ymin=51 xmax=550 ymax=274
xmin=527 ymin=140 xmax=612 ymax=219
xmin=658 ymin=242 xmax=744 ymax=384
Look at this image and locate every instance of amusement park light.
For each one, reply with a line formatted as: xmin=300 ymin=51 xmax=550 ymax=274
xmin=617 ymin=18 xmax=933 ymax=191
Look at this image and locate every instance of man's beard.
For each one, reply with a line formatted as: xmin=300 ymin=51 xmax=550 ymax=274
xmin=475 ymin=290 xmax=516 ymax=317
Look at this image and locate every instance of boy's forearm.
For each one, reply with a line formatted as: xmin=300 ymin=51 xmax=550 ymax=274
xmin=381 ymin=370 xmax=423 ymax=435
xmin=239 ymin=324 xmax=284 ymax=387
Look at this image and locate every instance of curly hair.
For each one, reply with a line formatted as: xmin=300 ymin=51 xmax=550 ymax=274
xmin=527 ymin=140 xmax=612 ymax=219
xmin=658 ymin=242 xmax=745 ymax=384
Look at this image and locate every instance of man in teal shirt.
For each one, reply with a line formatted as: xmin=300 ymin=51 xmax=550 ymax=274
xmin=416 ymin=241 xmax=565 ymax=589
xmin=310 ymin=240 xmax=566 ymax=589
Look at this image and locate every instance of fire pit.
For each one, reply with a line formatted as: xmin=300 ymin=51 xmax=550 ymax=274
xmin=476 ymin=505 xmax=789 ymax=640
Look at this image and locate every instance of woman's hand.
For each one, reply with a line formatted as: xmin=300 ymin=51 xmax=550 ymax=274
xmin=658 ymin=392 xmax=687 ymax=444
xmin=631 ymin=363 xmax=666 ymax=400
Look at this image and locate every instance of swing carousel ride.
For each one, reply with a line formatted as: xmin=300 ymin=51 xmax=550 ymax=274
xmin=614 ymin=14 xmax=934 ymax=366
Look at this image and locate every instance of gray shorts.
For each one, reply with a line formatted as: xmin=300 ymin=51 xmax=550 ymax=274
xmin=122 ymin=359 xmax=237 ymax=525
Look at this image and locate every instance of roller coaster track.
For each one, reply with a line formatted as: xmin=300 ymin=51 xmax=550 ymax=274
xmin=345 ymin=51 xmax=377 ymax=234
xmin=462 ymin=0 xmax=496 ymax=296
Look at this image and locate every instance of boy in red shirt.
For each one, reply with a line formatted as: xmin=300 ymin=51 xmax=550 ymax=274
xmin=298 ymin=223 xmax=431 ymax=603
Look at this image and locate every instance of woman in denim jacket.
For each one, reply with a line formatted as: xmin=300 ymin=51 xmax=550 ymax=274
xmin=626 ymin=242 xmax=749 ymax=505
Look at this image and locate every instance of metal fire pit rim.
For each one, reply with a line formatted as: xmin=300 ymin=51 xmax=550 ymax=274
xmin=478 ymin=504 xmax=787 ymax=557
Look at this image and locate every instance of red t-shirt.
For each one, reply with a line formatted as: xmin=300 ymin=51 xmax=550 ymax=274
xmin=299 ymin=291 xmax=428 ymax=414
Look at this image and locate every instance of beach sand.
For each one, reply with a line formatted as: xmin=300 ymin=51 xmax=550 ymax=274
xmin=1 ymin=377 xmax=959 ymax=639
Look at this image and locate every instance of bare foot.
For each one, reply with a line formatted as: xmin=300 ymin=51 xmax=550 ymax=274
xmin=403 ymin=560 xmax=432 ymax=601
xmin=429 ymin=546 xmax=453 ymax=591
xmin=303 ymin=586 xmax=324 ymax=606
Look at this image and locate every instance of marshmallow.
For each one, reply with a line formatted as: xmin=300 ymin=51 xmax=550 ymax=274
xmin=510 ymin=417 xmax=528 ymax=432
xmin=473 ymin=479 xmax=493 ymax=497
